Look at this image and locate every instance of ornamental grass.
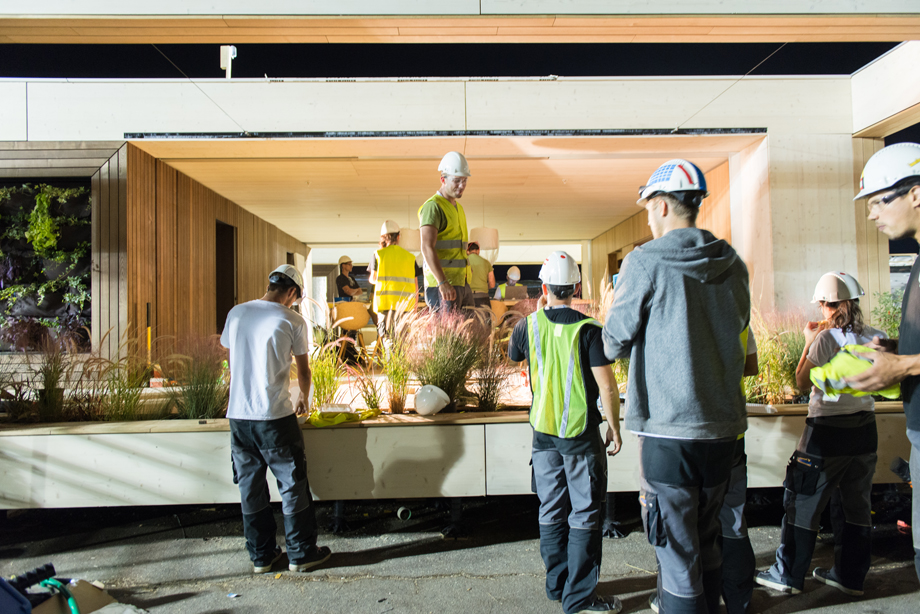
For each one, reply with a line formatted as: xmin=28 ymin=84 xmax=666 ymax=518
xmin=743 ymin=308 xmax=808 ymax=405
xmin=165 ymin=335 xmax=229 ymax=420
xmin=407 ymin=310 xmax=484 ymax=411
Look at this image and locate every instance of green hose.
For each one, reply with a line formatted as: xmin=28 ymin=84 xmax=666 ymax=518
xmin=39 ymin=578 xmax=80 ymax=614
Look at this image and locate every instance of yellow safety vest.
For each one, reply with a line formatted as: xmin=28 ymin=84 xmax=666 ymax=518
xmin=418 ymin=194 xmax=470 ymax=288
xmin=373 ymin=245 xmax=417 ymax=313
xmin=526 ymin=308 xmax=601 ymax=438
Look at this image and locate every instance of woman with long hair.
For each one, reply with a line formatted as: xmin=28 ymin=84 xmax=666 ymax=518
xmin=756 ymin=271 xmax=885 ymax=597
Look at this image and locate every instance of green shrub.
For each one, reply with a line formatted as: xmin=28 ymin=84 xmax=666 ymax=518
xmin=166 ymin=336 xmax=229 ymax=419
xmin=408 ymin=311 xmax=483 ymax=411
xmin=872 ymin=289 xmax=904 ymax=339
xmin=743 ymin=309 xmax=808 ymax=405
xmin=311 ymin=341 xmax=345 ymax=409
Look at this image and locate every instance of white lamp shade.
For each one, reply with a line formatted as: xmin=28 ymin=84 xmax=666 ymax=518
xmin=469 ymin=227 xmax=499 ymax=251
xmin=399 ymin=227 xmax=421 ymax=252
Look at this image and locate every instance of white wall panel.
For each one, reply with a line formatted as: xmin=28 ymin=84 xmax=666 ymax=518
xmin=466 ymin=77 xmax=851 ymax=133
xmin=483 ymin=0 xmax=920 ymax=14
xmin=24 ymin=80 xmax=466 ymax=140
xmin=0 ymin=82 xmax=27 ymax=140
xmin=0 ymin=1 xmax=481 ymax=16
xmin=852 ymin=42 xmax=920 ymax=134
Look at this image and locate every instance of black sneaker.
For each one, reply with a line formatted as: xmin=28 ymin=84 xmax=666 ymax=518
xmin=575 ymin=594 xmax=623 ymax=613
xmin=755 ymin=570 xmax=802 ymax=594
xmin=649 ymin=594 xmax=659 ymax=613
xmin=288 ymin=545 xmax=332 ymax=572
xmin=253 ymin=546 xmax=283 ymax=573
xmin=813 ymin=567 xmax=863 ymax=596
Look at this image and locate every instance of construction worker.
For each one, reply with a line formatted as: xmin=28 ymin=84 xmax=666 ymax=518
xmin=508 ymin=250 xmax=623 ymax=614
xmin=846 ymin=142 xmax=920 ymax=584
xmin=220 ymin=265 xmax=331 ymax=574
xmin=756 ymin=272 xmax=885 ymax=597
xmin=495 ymin=266 xmax=522 ymax=299
xmin=369 ymin=219 xmax=418 ymax=339
xmin=467 ymin=241 xmax=495 ymax=308
xmin=336 ymin=255 xmax=361 ymax=302
xmin=419 ymin=151 xmax=474 ymax=312
xmin=602 ymin=159 xmax=750 ymax=614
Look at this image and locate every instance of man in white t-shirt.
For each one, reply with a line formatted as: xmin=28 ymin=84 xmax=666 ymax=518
xmin=220 ymin=264 xmax=331 ymax=574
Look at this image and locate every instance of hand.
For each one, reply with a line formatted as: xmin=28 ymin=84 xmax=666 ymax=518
xmin=439 ymin=282 xmax=457 ymax=303
xmin=845 ymin=351 xmax=910 ymax=391
xmin=803 ymin=320 xmax=825 ymax=346
xmin=294 ymin=390 xmax=308 ymax=414
xmin=536 ymin=293 xmax=547 ymax=310
xmin=866 ymin=335 xmax=898 ymax=353
xmin=604 ymin=424 xmax=622 ymax=456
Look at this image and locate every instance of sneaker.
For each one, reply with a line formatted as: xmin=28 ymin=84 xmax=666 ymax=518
xmin=649 ymin=594 xmax=659 ymax=613
xmin=755 ymin=570 xmax=802 ymax=595
xmin=253 ymin=547 xmax=283 ymax=573
xmin=813 ymin=567 xmax=864 ymax=596
xmin=288 ymin=545 xmax=332 ymax=572
xmin=575 ymin=594 xmax=623 ymax=613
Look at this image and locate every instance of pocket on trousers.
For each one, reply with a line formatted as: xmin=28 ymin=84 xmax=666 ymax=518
xmin=641 ymin=493 xmax=667 ymax=547
xmin=530 ymin=458 xmax=537 ymax=495
xmin=784 ymin=453 xmax=821 ymax=496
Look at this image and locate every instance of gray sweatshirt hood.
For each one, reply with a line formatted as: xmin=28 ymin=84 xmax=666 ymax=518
xmin=635 ymin=227 xmax=739 ymax=283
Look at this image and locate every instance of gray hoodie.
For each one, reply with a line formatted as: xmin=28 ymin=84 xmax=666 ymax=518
xmin=603 ymin=227 xmax=750 ymax=440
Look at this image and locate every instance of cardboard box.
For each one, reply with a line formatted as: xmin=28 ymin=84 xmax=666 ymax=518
xmin=32 ymin=580 xmax=115 ymax=614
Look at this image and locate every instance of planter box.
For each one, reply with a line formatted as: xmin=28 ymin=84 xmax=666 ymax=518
xmin=0 ymin=404 xmax=911 ymax=509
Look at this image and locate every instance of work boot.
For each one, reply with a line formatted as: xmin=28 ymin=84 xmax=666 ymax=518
xmin=754 ymin=570 xmax=801 ymax=595
xmin=288 ymin=545 xmax=332 ymax=572
xmin=252 ymin=546 xmax=283 ymax=573
xmin=813 ymin=567 xmax=863 ymax=596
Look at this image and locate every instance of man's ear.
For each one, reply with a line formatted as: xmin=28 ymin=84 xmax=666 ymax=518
xmin=658 ymin=198 xmax=670 ymax=218
xmin=910 ymin=184 xmax=920 ymax=209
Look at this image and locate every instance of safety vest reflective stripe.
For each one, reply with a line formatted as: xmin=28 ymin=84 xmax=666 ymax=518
xmin=419 ymin=194 xmax=469 ymax=288
xmin=374 ymin=245 xmax=417 ymax=313
xmin=527 ymin=308 xmax=601 ymax=439
xmin=376 ymin=276 xmax=415 ymax=283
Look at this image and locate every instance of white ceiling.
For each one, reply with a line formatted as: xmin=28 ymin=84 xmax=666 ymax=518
xmin=133 ymin=133 xmax=763 ymax=246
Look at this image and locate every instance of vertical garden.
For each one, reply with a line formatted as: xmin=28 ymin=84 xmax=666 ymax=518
xmin=0 ymin=181 xmax=92 ymax=352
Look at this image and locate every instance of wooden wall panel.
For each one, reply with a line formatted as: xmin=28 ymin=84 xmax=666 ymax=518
xmin=697 ymin=161 xmax=731 ymax=243
xmin=853 ymin=137 xmax=889 ymax=319
xmin=124 ymin=144 xmax=308 ymax=349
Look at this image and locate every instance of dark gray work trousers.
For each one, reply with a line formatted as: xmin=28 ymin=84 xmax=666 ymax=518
xmin=764 ymin=412 xmax=877 ymax=591
xmin=230 ymin=414 xmax=318 ymax=565
xmin=719 ymin=438 xmax=755 ymax=614
xmin=532 ymin=438 xmax=608 ymax=614
xmin=639 ymin=435 xmax=736 ymax=614
xmin=909 ymin=428 xmax=920 ymax=582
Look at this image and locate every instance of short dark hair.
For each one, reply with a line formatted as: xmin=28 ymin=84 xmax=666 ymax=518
xmin=268 ymin=274 xmax=302 ymax=299
xmin=659 ymin=192 xmax=700 ymax=224
xmin=546 ymin=284 xmax=576 ymax=300
xmin=467 ymin=242 xmax=480 ymax=251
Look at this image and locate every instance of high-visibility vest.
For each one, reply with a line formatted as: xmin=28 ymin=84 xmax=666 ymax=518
xmin=526 ymin=308 xmax=601 ymax=438
xmin=497 ymin=283 xmax=507 ymax=299
xmin=373 ymin=245 xmax=417 ymax=313
xmin=418 ymin=193 xmax=470 ymax=288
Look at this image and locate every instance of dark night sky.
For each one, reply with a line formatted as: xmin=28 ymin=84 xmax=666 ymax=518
xmin=0 ymin=42 xmax=899 ymax=79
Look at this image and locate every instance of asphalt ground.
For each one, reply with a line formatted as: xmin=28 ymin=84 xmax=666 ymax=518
xmin=1 ymin=487 xmax=917 ymax=614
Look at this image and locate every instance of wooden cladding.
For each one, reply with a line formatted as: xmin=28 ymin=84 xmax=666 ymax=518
xmin=90 ymin=145 xmax=128 ymax=360
xmin=126 ymin=144 xmax=307 ymax=351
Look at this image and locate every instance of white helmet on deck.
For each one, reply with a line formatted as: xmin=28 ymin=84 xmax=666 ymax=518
xmin=539 ymin=251 xmax=581 ymax=286
xmin=854 ymin=142 xmax=920 ymax=200
xmin=415 ymin=385 xmax=450 ymax=416
xmin=438 ymin=151 xmax=471 ymax=177
xmin=812 ymin=271 xmax=865 ymax=303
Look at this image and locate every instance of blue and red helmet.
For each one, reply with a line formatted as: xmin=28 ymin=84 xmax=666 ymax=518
xmin=638 ymin=159 xmax=709 ymax=206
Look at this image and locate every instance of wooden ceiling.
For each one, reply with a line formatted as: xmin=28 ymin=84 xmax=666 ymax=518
xmin=2 ymin=15 xmax=920 ymax=44
xmin=133 ymin=134 xmax=762 ymax=244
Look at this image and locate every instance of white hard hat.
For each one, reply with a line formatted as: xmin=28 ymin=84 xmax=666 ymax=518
xmin=269 ymin=264 xmax=304 ymax=294
xmin=338 ymin=255 xmax=353 ymax=265
xmin=638 ymin=159 xmax=710 ymax=204
xmin=854 ymin=142 xmax=920 ymax=200
xmin=539 ymin=251 xmax=581 ymax=286
xmin=507 ymin=266 xmax=521 ymax=281
xmin=438 ymin=151 xmax=471 ymax=178
xmin=812 ymin=271 xmax=865 ymax=303
xmin=415 ymin=385 xmax=450 ymax=416
xmin=381 ymin=220 xmax=400 ymax=235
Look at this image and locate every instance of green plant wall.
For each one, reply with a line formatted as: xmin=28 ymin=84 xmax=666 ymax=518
xmin=0 ymin=182 xmax=92 ymax=351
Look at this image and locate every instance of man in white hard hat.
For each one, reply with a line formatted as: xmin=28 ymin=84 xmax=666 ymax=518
xmin=220 ymin=265 xmax=331 ymax=574
xmin=467 ymin=242 xmax=495 ymax=308
xmin=336 ymin=255 xmax=362 ymax=302
xmin=847 ymin=142 xmax=920 ymax=583
xmin=508 ymin=250 xmax=623 ymax=614
xmin=495 ymin=265 xmax=522 ymax=299
xmin=602 ymin=159 xmax=751 ymax=613
xmin=418 ymin=151 xmax=475 ymax=312
xmin=368 ymin=220 xmax=417 ymax=339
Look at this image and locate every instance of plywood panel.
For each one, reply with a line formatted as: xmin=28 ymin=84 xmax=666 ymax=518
xmin=852 ymin=41 xmax=920 ymax=136
xmin=852 ymin=137 xmax=888 ymax=320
